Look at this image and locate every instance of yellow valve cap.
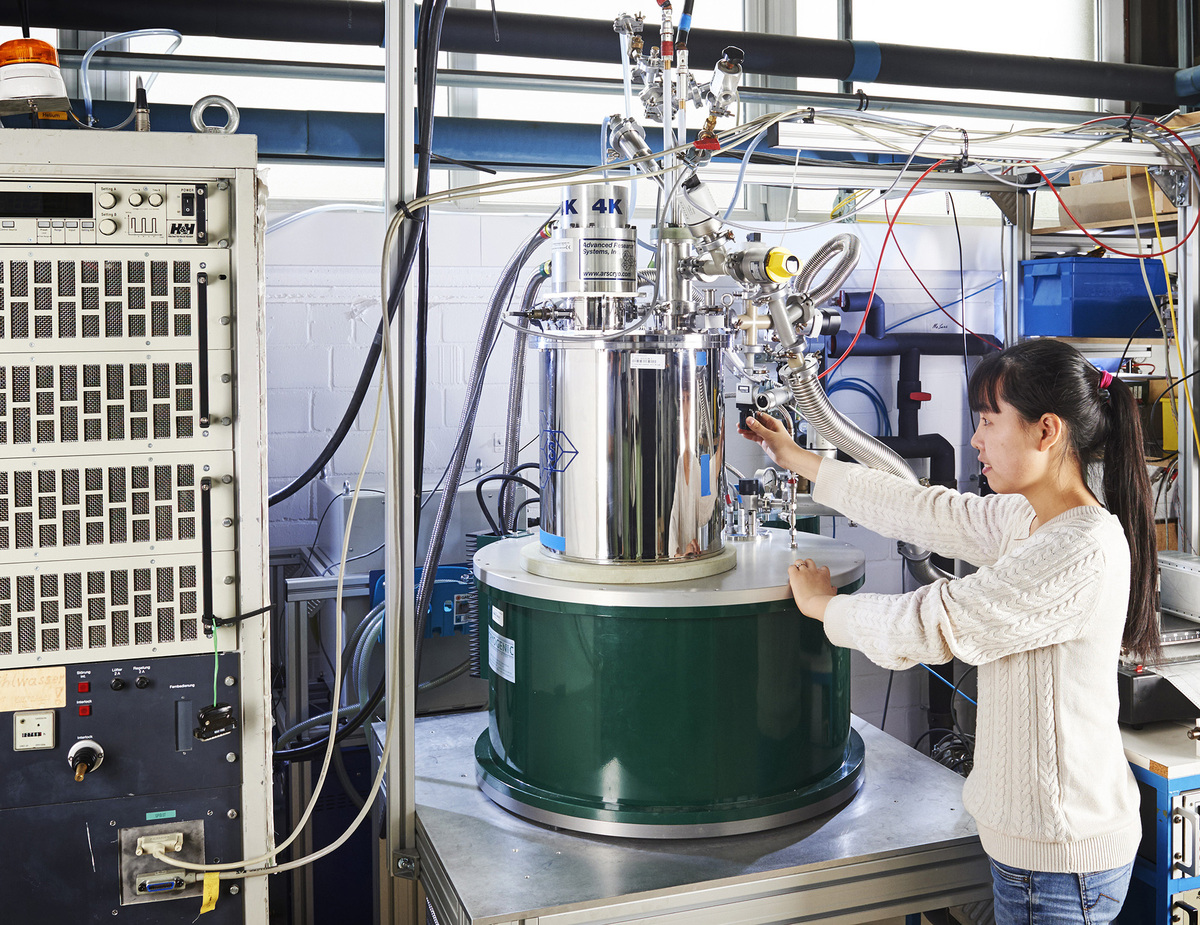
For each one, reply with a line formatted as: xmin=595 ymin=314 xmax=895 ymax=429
xmin=765 ymin=249 xmax=801 ymax=283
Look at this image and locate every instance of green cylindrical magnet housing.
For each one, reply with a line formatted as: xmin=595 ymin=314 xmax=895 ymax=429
xmin=473 ymin=531 xmax=866 ymax=837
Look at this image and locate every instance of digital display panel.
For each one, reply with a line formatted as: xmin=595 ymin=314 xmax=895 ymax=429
xmin=0 ymin=191 xmax=93 ymax=218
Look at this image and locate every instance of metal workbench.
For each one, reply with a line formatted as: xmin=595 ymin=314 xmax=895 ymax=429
xmin=384 ymin=711 xmax=991 ymax=925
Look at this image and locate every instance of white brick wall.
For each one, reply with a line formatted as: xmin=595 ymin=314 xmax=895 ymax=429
xmin=263 ymin=206 xmax=1001 ymax=769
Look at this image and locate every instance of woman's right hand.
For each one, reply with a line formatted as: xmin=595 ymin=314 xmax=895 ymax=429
xmin=739 ymin=412 xmax=823 ymax=482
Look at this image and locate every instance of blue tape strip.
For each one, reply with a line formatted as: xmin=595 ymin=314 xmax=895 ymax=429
xmin=1177 ymin=66 xmax=1200 ymax=98
xmin=847 ymin=40 xmax=882 ymax=85
xmin=700 ymin=454 xmax=711 ymax=497
xmin=678 ymin=13 xmax=692 ymax=32
xmin=540 ymin=529 xmax=566 ymax=552
xmin=696 ymin=352 xmax=707 ymax=366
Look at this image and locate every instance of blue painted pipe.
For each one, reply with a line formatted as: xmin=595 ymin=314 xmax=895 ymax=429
xmin=83 ymin=101 xmax=902 ymax=170
xmin=836 ymin=291 xmax=886 ymax=338
xmin=827 ymin=332 xmax=1001 ymax=357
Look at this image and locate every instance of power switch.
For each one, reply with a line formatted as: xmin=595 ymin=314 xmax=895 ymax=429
xmin=77 ymin=682 xmax=90 ymax=693
xmin=13 ymin=709 xmax=56 ymax=751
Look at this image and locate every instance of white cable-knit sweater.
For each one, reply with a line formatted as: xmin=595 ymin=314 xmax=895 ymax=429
xmin=813 ymin=458 xmax=1141 ymax=873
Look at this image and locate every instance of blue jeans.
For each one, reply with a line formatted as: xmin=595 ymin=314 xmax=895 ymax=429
xmin=990 ymin=858 xmax=1133 ymax=925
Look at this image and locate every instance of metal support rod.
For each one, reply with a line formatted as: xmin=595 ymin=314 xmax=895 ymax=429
xmin=1004 ymin=192 xmax=1032 ymax=347
xmin=1179 ymin=201 xmax=1199 ymax=553
xmin=836 ymin=0 xmax=852 ymax=96
xmin=384 ymin=3 xmax=419 ymax=925
xmin=284 ymin=597 xmax=314 ymax=925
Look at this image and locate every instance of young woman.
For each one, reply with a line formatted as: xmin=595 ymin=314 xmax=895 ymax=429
xmin=742 ymin=339 xmax=1158 ymax=925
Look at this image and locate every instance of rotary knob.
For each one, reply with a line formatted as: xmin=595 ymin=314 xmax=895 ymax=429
xmin=147 ymin=192 xmax=164 ymax=207
xmin=128 ymin=192 xmax=144 ymax=206
xmin=97 ymin=191 xmax=117 ymax=209
xmin=98 ymin=218 xmax=117 ymax=236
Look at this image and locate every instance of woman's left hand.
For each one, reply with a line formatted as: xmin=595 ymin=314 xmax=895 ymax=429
xmin=788 ymin=558 xmax=836 ymax=622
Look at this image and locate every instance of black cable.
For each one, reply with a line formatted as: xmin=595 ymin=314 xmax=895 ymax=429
xmin=208 ymin=604 xmax=272 ymax=629
xmin=880 ymin=670 xmax=894 ymax=731
xmin=413 ymin=0 xmax=451 ymax=545
xmin=948 ymin=192 xmax=974 ymax=431
xmin=273 ymin=676 xmax=384 ymax=762
xmin=912 ymin=727 xmax=959 ymax=754
xmin=949 ymin=662 xmax=978 ymax=736
xmin=270 ymin=0 xmax=445 ymax=510
xmin=268 ymin=221 xmax=423 ymax=507
xmin=1117 ymin=307 xmax=1162 ymax=373
xmin=421 ymin=434 xmax=539 ymax=512
xmin=1162 ymin=367 xmax=1200 ymax=398
xmin=475 ymin=473 xmax=540 ymax=536
xmin=498 ymin=461 xmax=539 ymax=530
xmin=320 ymin=542 xmax=385 ymax=576
xmin=18 ymin=0 xmax=28 ymax=37
xmin=510 ymin=495 xmax=540 ymax=529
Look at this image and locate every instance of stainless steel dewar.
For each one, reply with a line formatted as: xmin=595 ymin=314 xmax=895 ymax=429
xmin=536 ymin=332 xmax=728 ymax=564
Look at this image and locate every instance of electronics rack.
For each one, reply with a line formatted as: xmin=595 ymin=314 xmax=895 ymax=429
xmin=0 ymin=132 xmax=269 ymax=925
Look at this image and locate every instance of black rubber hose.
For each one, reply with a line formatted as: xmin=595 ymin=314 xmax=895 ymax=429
xmin=476 ymin=473 xmax=540 ymax=537
xmin=267 ymin=218 xmax=423 ymax=507
xmin=511 ymin=495 xmax=540 ymax=528
xmin=273 ymin=655 xmax=470 ymax=763
xmin=413 ymin=0 xmax=449 ymax=542
xmin=499 ymin=462 xmax=539 ymax=533
xmin=269 ymin=0 xmax=445 ymax=509
xmin=14 ymin=6 xmax=1182 ymax=104
xmin=273 ymin=675 xmax=384 ymax=763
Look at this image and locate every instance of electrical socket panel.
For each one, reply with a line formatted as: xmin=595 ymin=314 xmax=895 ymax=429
xmin=12 ymin=709 xmax=55 ymax=751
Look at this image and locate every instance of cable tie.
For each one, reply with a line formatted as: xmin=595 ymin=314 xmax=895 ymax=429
xmin=396 ymin=200 xmax=417 ymax=221
xmin=802 ymin=107 xmax=815 ymax=124
xmin=855 ymin=89 xmax=869 ymax=112
xmin=1124 ymin=107 xmax=1139 ymax=144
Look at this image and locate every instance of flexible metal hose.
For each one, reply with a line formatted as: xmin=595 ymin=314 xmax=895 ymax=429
xmin=500 ymin=274 xmax=545 ymax=532
xmin=791 ymin=233 xmax=860 ymax=306
xmin=785 ymin=359 xmax=952 ymax=584
xmin=415 ymin=224 xmax=548 ymax=667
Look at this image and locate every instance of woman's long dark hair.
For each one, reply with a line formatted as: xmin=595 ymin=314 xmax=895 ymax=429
xmin=968 ymin=339 xmax=1160 ymax=662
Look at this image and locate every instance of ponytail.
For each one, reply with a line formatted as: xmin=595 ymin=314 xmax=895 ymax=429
xmin=1102 ymin=377 xmax=1160 ymax=662
xmin=969 ymin=339 xmax=1160 ymax=662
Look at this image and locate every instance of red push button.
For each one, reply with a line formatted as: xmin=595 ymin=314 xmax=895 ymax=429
xmin=78 ymin=704 xmax=91 ymax=716
xmin=77 ymin=682 xmax=90 ymax=693
xmin=910 ymin=392 xmax=932 ymax=402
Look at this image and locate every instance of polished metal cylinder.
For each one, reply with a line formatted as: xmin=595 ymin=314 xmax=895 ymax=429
xmin=550 ymin=183 xmax=638 ymax=304
xmin=536 ymin=332 xmax=728 ymax=564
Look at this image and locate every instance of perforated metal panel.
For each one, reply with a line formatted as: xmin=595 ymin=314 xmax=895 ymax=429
xmin=0 ymin=552 xmax=238 ymax=659
xmin=0 ymin=454 xmax=235 ymax=565
xmin=0 ymin=250 xmax=231 ymax=353
xmin=0 ymin=351 xmax=234 ymax=455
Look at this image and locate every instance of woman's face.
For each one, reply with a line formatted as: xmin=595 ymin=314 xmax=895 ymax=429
xmin=969 ymin=398 xmax=1047 ymax=495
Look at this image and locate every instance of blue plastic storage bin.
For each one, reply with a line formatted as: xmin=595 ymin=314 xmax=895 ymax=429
xmin=1019 ymin=257 xmax=1167 ymax=338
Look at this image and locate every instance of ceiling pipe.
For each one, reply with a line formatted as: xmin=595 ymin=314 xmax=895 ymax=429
xmin=6 ymin=4 xmax=1186 ymax=105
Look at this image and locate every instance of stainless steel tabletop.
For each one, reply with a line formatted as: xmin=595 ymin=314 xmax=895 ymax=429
xmin=397 ymin=711 xmax=990 ymax=925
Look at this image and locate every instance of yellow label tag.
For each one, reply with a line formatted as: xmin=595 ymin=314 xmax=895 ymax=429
xmin=37 ymin=111 xmax=68 ymax=121
xmin=0 ymin=666 xmax=65 ymax=711
xmin=200 ymin=871 xmax=219 ymax=914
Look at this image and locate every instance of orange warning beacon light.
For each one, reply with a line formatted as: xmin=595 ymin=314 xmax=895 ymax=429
xmin=0 ymin=38 xmax=71 ymax=117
